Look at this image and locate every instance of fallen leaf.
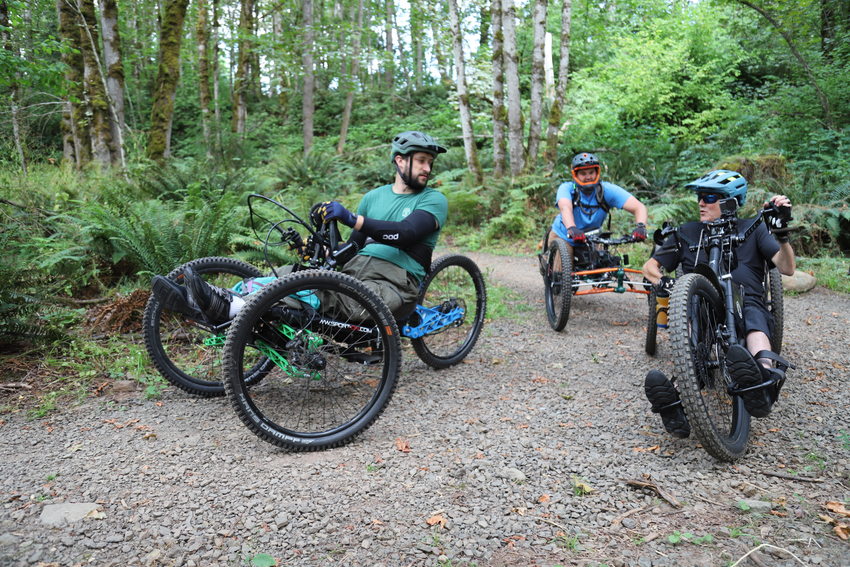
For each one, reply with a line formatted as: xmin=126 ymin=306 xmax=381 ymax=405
xmin=835 ymin=524 xmax=850 ymax=540
xmin=826 ymin=501 xmax=850 ymax=517
xmin=632 ymin=445 xmax=660 ymax=453
xmin=611 ymin=321 xmax=629 ymax=326
xmin=142 ymin=432 xmax=157 ymax=440
xmin=769 ymin=510 xmax=787 ymax=517
xmin=84 ymin=509 xmax=105 ymax=520
xmin=538 ymin=494 xmax=551 ymax=503
xmin=394 ymin=438 xmax=411 ymax=453
xmin=426 ymin=514 xmax=446 ymax=528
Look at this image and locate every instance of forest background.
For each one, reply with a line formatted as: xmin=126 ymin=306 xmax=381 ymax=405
xmin=0 ymin=0 xmax=848 ymax=410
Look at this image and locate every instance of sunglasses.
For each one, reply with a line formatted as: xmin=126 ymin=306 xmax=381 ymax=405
xmin=697 ymin=193 xmax=723 ymax=204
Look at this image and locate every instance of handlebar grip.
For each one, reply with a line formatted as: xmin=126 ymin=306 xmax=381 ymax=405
xmin=328 ymin=221 xmax=341 ymax=253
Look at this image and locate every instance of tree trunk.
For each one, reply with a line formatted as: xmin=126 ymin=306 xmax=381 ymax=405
xmin=57 ymin=0 xmax=90 ymax=167
xmin=735 ymin=0 xmax=834 ymax=129
xmin=77 ymin=0 xmax=113 ymax=166
xmin=491 ymin=0 xmax=507 ymax=177
xmin=147 ymin=0 xmax=190 ymax=161
xmin=197 ymin=0 xmax=212 ymax=157
xmin=429 ymin=0 xmax=450 ymax=85
xmin=544 ymin=0 xmax=572 ymax=172
xmin=302 ymin=0 xmax=315 ymax=155
xmin=337 ymin=0 xmax=364 ymax=155
xmin=525 ymin=0 xmax=547 ymax=172
xmin=1 ymin=0 xmax=26 ymax=174
xmin=447 ymin=0 xmax=482 ymax=183
xmin=502 ymin=0 xmax=525 ymax=176
xmin=384 ymin=0 xmax=394 ymax=89
xmin=411 ymin=1 xmax=423 ymax=90
xmin=100 ymin=0 xmax=126 ymax=168
xmin=232 ymin=0 xmax=253 ymax=135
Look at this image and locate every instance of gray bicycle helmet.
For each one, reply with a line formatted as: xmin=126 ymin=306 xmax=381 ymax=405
xmin=571 ymin=152 xmax=601 ymax=186
xmin=686 ymin=169 xmax=748 ymax=206
xmin=390 ymin=131 xmax=447 ymax=160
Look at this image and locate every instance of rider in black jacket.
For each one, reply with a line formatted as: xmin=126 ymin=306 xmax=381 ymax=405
xmin=641 ymin=170 xmax=796 ymax=437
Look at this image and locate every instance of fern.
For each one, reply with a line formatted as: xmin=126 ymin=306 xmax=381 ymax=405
xmin=648 ymin=195 xmax=699 ymax=227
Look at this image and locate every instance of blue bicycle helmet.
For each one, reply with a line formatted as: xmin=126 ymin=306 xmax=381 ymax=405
xmin=686 ymin=169 xmax=748 ymax=206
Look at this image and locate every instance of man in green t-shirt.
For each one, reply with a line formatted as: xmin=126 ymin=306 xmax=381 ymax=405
xmin=151 ymin=131 xmax=449 ymax=323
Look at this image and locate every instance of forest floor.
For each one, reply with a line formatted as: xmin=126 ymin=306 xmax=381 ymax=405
xmin=1 ymin=249 xmax=848 ymax=567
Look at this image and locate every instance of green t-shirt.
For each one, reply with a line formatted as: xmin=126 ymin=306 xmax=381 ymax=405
xmin=356 ymin=184 xmax=448 ymax=280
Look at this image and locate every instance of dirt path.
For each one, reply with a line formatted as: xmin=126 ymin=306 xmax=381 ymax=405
xmin=1 ymin=250 xmax=848 ymax=567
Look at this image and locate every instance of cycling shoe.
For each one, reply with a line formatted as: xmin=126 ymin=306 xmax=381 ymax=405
xmin=727 ymin=344 xmax=772 ymax=417
xmin=644 ymin=370 xmax=690 ymax=438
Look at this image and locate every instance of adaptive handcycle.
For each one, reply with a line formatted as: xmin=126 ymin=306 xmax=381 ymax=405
xmin=538 ymin=228 xmax=652 ymax=331
xmin=143 ymin=194 xmax=487 ymax=450
xmin=658 ymin=199 xmax=791 ymax=461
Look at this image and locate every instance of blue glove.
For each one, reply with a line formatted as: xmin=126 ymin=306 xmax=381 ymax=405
xmin=319 ymin=201 xmax=357 ymax=228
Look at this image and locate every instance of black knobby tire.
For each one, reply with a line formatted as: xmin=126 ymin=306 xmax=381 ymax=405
xmin=645 ymin=288 xmax=658 ymax=356
xmin=543 ymin=237 xmax=573 ymax=331
xmin=142 ymin=257 xmax=271 ymax=397
xmin=222 ymin=270 xmax=401 ymax=451
xmin=669 ymin=273 xmax=751 ymax=461
xmin=765 ymin=267 xmax=784 ymax=354
xmin=410 ymin=254 xmax=487 ymax=369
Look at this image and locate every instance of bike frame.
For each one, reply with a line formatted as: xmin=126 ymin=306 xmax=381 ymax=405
xmin=571 ymin=231 xmax=652 ymax=296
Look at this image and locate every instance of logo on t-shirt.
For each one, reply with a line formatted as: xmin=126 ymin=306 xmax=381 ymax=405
xmin=402 ymin=207 xmax=412 ymax=217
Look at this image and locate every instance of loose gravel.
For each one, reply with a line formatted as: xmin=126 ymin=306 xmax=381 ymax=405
xmin=1 ymin=251 xmax=848 ymax=567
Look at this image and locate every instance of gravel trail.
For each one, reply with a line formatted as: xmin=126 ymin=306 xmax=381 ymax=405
xmin=2 ymin=251 xmax=848 ymax=567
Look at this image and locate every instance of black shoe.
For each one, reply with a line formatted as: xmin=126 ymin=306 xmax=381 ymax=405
xmin=727 ymin=344 xmax=772 ymax=418
xmin=151 ymin=275 xmax=203 ymax=318
xmin=184 ymin=267 xmax=233 ymax=325
xmin=644 ymin=370 xmax=690 ymax=438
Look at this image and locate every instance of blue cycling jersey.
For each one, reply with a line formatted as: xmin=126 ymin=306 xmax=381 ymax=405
xmin=550 ymin=181 xmax=634 ymax=245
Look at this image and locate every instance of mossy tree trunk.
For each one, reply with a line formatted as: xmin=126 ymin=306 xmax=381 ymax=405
xmin=302 ymin=0 xmax=315 ymax=155
xmin=147 ymin=0 xmax=190 ymax=161
xmin=1 ymin=0 xmax=27 ymax=174
xmin=544 ymin=0 xmax=572 ymax=173
xmin=231 ymin=0 xmax=253 ymax=135
xmin=197 ymin=0 xmax=213 ymax=157
xmin=57 ymin=0 xmax=90 ymax=168
xmin=447 ymin=0 xmax=482 ymax=183
xmin=503 ymin=0 xmax=525 ymax=176
xmin=491 ymin=0 xmax=507 ymax=177
xmin=100 ymin=0 xmax=126 ymax=168
xmin=77 ymin=0 xmax=113 ymax=166
xmin=337 ymin=0 xmax=364 ymax=155
xmin=525 ymin=0 xmax=547 ymax=172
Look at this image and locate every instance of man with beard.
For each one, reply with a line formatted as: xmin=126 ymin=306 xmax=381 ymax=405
xmin=547 ymin=152 xmax=648 ymax=265
xmin=150 ymin=131 xmax=448 ymax=323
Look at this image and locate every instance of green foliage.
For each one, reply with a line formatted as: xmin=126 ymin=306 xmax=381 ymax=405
xmin=81 ymin=183 xmax=244 ymax=277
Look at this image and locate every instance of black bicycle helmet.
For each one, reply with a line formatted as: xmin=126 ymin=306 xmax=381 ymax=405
xmin=571 ymin=152 xmax=601 ymax=187
xmin=390 ymin=131 xmax=447 ymax=160
xmin=686 ymin=169 xmax=748 ymax=206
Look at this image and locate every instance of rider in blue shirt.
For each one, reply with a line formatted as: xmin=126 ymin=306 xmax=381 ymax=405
xmin=548 ymin=152 xmax=649 ymax=251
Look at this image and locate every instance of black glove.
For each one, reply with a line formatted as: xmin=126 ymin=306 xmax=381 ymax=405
xmin=567 ymin=226 xmax=586 ymax=242
xmin=655 ymin=276 xmax=675 ymax=297
xmin=318 ymin=201 xmax=357 ymax=228
xmin=763 ymin=202 xmax=793 ymax=243
xmin=632 ymin=222 xmax=647 ymax=241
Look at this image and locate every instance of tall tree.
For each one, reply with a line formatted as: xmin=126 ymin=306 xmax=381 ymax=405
xmin=525 ymin=0 xmax=547 ymax=171
xmin=302 ymin=0 xmax=315 ymax=155
xmin=197 ymin=0 xmax=213 ymax=157
xmin=544 ymin=0 xmax=572 ymax=172
xmin=100 ymin=0 xmax=126 ymax=168
xmin=1 ymin=0 xmax=26 ymax=174
xmin=57 ymin=0 xmax=90 ymax=167
xmin=77 ymin=0 xmax=113 ymax=165
xmin=337 ymin=0 xmax=364 ymax=154
xmin=383 ymin=0 xmax=394 ymax=89
xmin=502 ymin=0 xmax=525 ymax=175
xmin=147 ymin=0 xmax=190 ymax=161
xmin=447 ymin=0 xmax=482 ymax=182
xmin=232 ymin=0 xmax=254 ymax=135
xmin=491 ymin=0 xmax=507 ymax=177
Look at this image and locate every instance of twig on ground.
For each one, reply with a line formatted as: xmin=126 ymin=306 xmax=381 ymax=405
xmin=729 ymin=543 xmax=807 ymax=567
xmin=622 ymin=478 xmax=682 ymax=508
xmin=0 ymin=382 xmax=32 ymax=391
xmin=760 ymin=470 xmax=823 ymax=483
xmin=536 ymin=516 xmax=570 ymax=532
xmin=611 ymin=505 xmax=649 ymax=526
